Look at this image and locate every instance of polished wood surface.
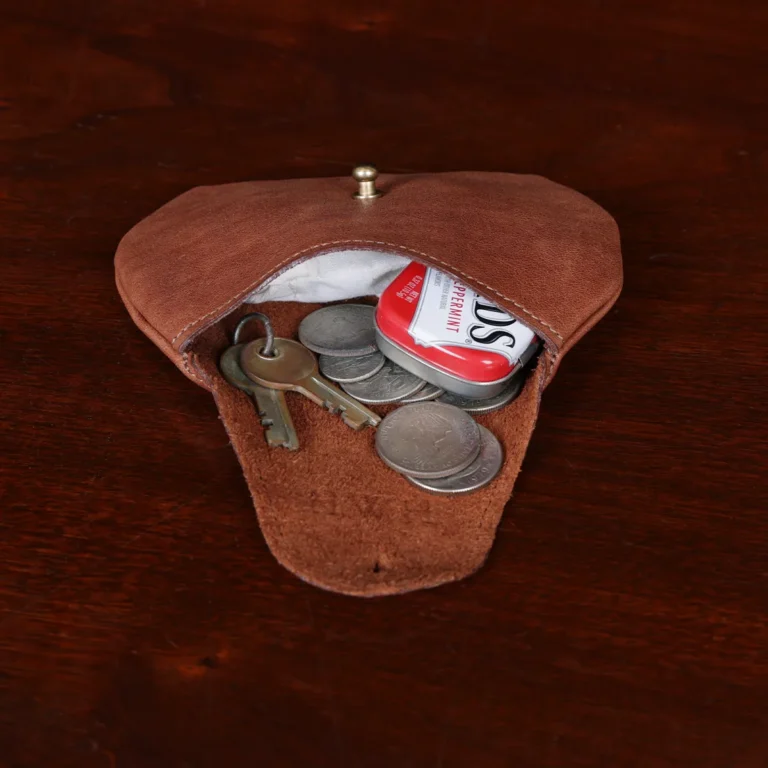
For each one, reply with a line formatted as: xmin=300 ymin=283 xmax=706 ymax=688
xmin=1 ymin=1 xmax=767 ymax=765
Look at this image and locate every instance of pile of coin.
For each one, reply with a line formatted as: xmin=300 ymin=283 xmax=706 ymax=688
xmin=297 ymin=303 xmax=519 ymax=495
xmin=298 ymin=304 xmax=523 ymax=413
xmin=300 ymin=304 xmax=428 ymax=404
xmin=376 ymin=403 xmax=504 ymax=494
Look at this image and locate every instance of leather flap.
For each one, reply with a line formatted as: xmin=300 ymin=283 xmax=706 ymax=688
xmin=115 ymin=172 xmax=622 ymax=386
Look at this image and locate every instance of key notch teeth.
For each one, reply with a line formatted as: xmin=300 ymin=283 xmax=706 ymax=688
xmin=341 ymin=414 xmax=366 ymax=431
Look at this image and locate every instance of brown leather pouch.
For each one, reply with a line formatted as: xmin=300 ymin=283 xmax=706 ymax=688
xmin=115 ymin=172 xmax=622 ymax=596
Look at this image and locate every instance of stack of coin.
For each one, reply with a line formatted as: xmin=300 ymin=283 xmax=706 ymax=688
xmin=375 ymin=403 xmax=504 ymax=494
xmin=298 ymin=303 xmax=518 ymax=494
xmin=299 ymin=303 xmax=446 ymax=406
xmin=299 ymin=303 xmax=525 ymax=412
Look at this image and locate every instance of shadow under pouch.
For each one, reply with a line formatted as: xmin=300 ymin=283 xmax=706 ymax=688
xmin=115 ymin=168 xmax=622 ymax=597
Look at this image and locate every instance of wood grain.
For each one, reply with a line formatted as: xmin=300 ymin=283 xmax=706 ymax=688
xmin=1 ymin=1 xmax=767 ymax=765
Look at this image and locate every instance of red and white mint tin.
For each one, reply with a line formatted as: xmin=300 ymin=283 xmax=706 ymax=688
xmin=375 ymin=262 xmax=540 ymax=398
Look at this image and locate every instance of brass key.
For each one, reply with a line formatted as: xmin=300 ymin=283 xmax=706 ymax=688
xmin=219 ymin=345 xmax=300 ymax=451
xmin=239 ymin=337 xmax=381 ymax=430
xmin=219 ymin=312 xmax=300 ymax=449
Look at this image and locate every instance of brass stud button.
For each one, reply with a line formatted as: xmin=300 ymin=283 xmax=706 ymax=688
xmin=352 ymin=165 xmax=382 ymax=200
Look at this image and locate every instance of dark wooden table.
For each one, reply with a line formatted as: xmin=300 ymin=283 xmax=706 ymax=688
xmin=2 ymin=1 xmax=767 ymax=766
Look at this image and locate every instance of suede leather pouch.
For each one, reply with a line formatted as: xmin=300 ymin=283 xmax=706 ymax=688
xmin=115 ymin=172 xmax=622 ymax=596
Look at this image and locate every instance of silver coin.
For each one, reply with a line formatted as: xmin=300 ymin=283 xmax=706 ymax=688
xmin=319 ymin=351 xmax=385 ymax=383
xmin=341 ymin=360 xmax=425 ymax=404
xmin=437 ymin=375 xmax=524 ymax=413
xmin=407 ymin=425 xmax=503 ymax=494
xmin=298 ymin=304 xmax=377 ymax=357
xmin=398 ymin=382 xmax=444 ymax=404
xmin=375 ymin=402 xmax=481 ymax=479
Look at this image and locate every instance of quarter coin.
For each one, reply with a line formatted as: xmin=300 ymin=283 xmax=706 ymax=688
xmin=319 ymin=351 xmax=385 ymax=383
xmin=437 ymin=375 xmax=524 ymax=413
xmin=341 ymin=359 xmax=425 ymax=404
xmin=407 ymin=425 xmax=503 ymax=494
xmin=375 ymin=402 xmax=481 ymax=479
xmin=298 ymin=304 xmax=377 ymax=357
xmin=398 ymin=382 xmax=444 ymax=404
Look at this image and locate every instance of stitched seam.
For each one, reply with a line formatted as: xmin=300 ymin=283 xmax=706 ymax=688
xmin=544 ymin=348 xmax=557 ymax=387
xmin=118 ymin=265 xmax=196 ymax=375
xmin=171 ymin=239 xmax=565 ymax=347
xmin=182 ymin=351 xmax=208 ymax=386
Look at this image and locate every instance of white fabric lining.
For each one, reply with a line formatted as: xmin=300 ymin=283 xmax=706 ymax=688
xmin=246 ymin=249 xmax=409 ymax=304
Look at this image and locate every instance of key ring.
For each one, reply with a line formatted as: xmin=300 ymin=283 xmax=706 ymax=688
xmin=233 ymin=312 xmax=276 ymax=357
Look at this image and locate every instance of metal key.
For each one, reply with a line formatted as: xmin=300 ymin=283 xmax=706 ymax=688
xmin=220 ymin=344 xmax=299 ymax=450
xmin=240 ymin=337 xmax=382 ymax=430
xmin=218 ymin=312 xmax=300 ymax=450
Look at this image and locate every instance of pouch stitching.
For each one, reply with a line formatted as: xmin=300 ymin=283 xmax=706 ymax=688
xmin=183 ymin=351 xmax=208 ymax=386
xmin=170 ymin=239 xmax=565 ymax=347
xmin=116 ymin=265 xmax=183 ymax=366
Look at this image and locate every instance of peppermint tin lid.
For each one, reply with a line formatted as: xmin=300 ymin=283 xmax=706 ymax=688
xmin=376 ymin=262 xmax=539 ymax=387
